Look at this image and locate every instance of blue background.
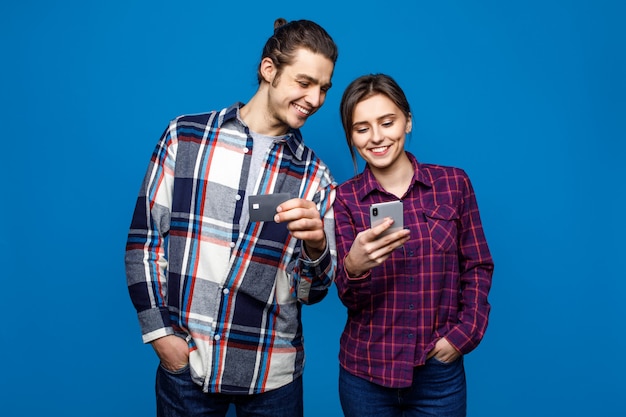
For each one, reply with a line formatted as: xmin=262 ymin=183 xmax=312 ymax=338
xmin=2 ymin=1 xmax=624 ymax=416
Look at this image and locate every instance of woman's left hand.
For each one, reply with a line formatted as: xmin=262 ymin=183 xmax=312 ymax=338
xmin=427 ymin=337 xmax=461 ymax=363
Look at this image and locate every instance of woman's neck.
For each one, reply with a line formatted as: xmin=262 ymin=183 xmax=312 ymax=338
xmin=371 ymin=153 xmax=414 ymax=199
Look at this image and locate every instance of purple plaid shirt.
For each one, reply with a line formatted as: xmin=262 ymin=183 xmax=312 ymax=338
xmin=334 ymin=152 xmax=494 ymax=388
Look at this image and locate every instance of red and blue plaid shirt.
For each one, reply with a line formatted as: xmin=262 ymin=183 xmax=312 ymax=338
xmin=334 ymin=152 xmax=493 ymax=388
xmin=126 ymin=103 xmax=336 ymax=394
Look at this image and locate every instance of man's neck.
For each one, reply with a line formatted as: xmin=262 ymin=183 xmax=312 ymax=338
xmin=240 ymin=90 xmax=288 ymax=137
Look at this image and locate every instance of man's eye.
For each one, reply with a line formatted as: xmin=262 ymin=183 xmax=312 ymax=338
xmin=298 ymin=81 xmax=310 ymax=88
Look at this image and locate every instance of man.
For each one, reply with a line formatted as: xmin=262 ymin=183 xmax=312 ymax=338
xmin=125 ymin=18 xmax=338 ymax=417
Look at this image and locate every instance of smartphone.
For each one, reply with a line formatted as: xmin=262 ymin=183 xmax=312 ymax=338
xmin=369 ymin=200 xmax=404 ymax=238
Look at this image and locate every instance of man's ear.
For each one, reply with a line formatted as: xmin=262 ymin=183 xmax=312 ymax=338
xmin=259 ymin=57 xmax=277 ymax=84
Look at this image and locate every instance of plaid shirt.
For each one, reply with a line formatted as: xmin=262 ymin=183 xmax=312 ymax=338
xmin=125 ymin=103 xmax=337 ymax=394
xmin=334 ymin=152 xmax=493 ymax=388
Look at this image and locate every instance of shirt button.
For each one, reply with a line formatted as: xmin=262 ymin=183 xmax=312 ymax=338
xmin=235 ymin=194 xmax=242 ymax=201
xmin=243 ymin=147 xmax=249 ymax=153
xmin=408 ymin=333 xmax=414 ymax=339
xmin=223 ymin=288 xmax=230 ymax=295
xmin=409 ymin=304 xmax=414 ymax=310
xmin=230 ymin=242 xmax=235 ymax=248
xmin=214 ymin=334 xmax=221 ymax=341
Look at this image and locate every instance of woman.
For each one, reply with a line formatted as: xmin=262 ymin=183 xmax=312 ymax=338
xmin=334 ymin=74 xmax=494 ymax=417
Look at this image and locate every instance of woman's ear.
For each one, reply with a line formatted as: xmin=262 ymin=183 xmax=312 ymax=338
xmin=259 ymin=57 xmax=277 ymax=84
xmin=406 ymin=113 xmax=413 ymax=134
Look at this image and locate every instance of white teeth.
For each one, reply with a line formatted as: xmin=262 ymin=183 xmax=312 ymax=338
xmin=293 ymin=104 xmax=311 ymax=115
xmin=371 ymin=147 xmax=388 ymax=153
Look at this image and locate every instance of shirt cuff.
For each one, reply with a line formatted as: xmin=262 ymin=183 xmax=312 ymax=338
xmin=341 ymin=253 xmax=371 ymax=281
xmin=443 ymin=326 xmax=475 ymax=355
xmin=300 ymin=235 xmax=329 ymax=266
xmin=344 ymin=264 xmax=371 ymax=282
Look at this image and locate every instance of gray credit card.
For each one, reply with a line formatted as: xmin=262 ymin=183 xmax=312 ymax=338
xmin=248 ymin=193 xmax=291 ymax=222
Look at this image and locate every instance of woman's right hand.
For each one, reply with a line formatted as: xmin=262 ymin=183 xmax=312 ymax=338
xmin=151 ymin=334 xmax=190 ymax=371
xmin=344 ymin=218 xmax=410 ymax=277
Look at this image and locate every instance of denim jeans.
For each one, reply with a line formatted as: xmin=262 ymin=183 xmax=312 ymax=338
xmin=339 ymin=357 xmax=466 ymax=417
xmin=155 ymin=364 xmax=303 ymax=417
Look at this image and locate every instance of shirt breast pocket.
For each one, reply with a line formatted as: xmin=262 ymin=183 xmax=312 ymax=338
xmin=423 ymin=205 xmax=459 ymax=252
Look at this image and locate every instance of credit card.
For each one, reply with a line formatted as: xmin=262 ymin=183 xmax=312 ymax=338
xmin=248 ymin=193 xmax=291 ymax=222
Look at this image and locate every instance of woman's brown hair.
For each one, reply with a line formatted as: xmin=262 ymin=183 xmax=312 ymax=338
xmin=340 ymin=74 xmax=411 ymax=172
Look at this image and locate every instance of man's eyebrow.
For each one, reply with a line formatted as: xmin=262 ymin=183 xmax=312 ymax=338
xmin=295 ymin=74 xmax=332 ymax=89
xmin=295 ymin=74 xmax=318 ymax=83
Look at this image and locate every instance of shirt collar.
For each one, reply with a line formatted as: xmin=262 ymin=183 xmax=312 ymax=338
xmin=358 ymin=152 xmax=432 ymax=201
xmin=218 ymin=102 xmax=306 ymax=161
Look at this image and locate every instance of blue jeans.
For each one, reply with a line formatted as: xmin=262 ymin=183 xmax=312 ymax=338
xmin=339 ymin=357 xmax=466 ymax=417
xmin=155 ymin=364 xmax=303 ymax=417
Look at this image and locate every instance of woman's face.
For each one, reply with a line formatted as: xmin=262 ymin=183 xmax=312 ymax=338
xmin=350 ymin=93 xmax=412 ymax=171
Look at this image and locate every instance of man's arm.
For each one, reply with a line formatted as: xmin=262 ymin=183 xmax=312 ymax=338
xmin=125 ymin=121 xmax=178 ymax=343
xmin=274 ymin=186 xmax=337 ymax=304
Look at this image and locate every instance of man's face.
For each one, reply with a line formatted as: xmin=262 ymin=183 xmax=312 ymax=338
xmin=265 ymin=48 xmax=334 ymax=133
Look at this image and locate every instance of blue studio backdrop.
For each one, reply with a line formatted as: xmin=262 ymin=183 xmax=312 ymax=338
xmin=2 ymin=1 xmax=624 ymax=416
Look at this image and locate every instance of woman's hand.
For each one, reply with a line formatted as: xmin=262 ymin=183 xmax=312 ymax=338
xmin=427 ymin=337 xmax=461 ymax=363
xmin=344 ymin=218 xmax=410 ymax=277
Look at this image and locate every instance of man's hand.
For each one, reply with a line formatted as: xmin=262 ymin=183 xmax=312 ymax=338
xmin=274 ymin=198 xmax=326 ymax=259
xmin=344 ymin=218 xmax=410 ymax=277
xmin=151 ymin=335 xmax=189 ymax=372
